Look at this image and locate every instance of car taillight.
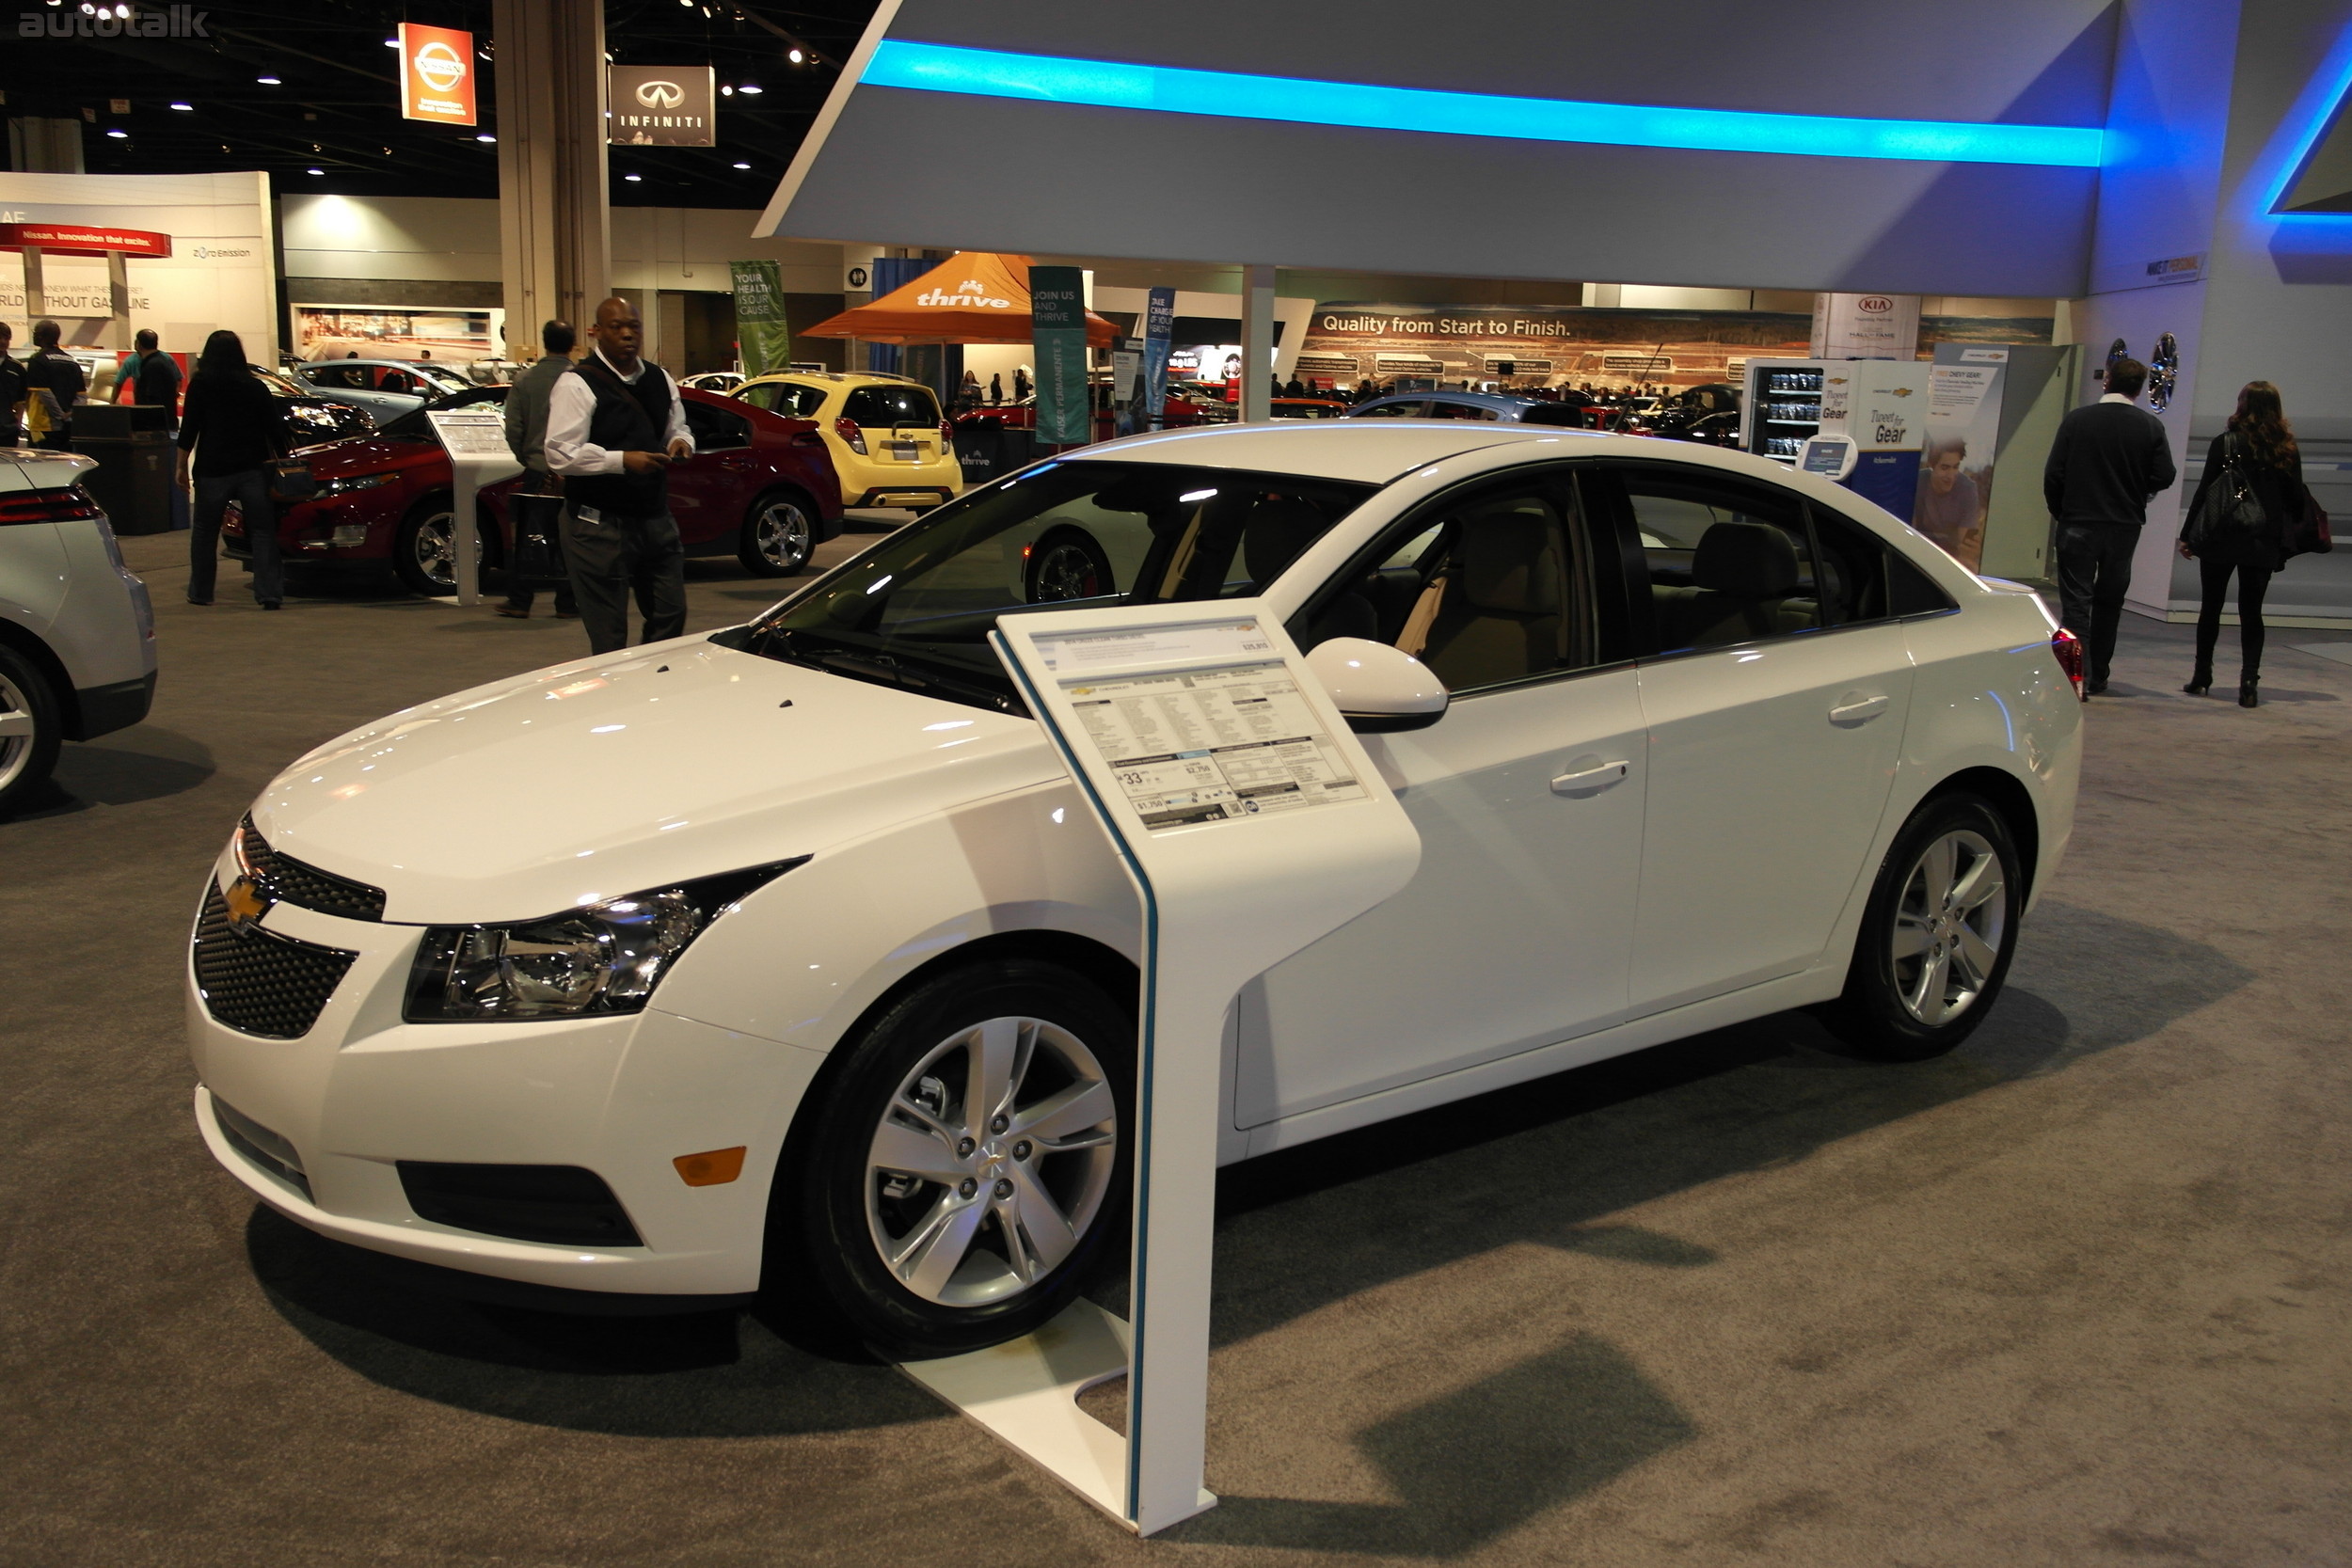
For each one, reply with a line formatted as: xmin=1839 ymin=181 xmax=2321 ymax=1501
xmin=939 ymin=420 xmax=953 ymax=447
xmin=835 ymin=417 xmax=866 ymax=455
xmin=2051 ymin=627 xmax=2086 ymax=697
xmin=0 ymin=486 xmax=103 ymax=526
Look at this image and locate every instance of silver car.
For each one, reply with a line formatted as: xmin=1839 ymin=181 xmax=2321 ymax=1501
xmin=285 ymin=358 xmax=478 ymax=425
xmin=0 ymin=448 xmax=157 ymax=815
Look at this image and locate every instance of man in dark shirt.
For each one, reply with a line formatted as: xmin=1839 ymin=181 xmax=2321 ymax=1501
xmin=23 ymin=320 xmax=87 ymax=451
xmin=2044 ymin=356 xmax=2176 ymax=693
xmin=0 ymin=322 xmax=25 ymax=448
xmin=129 ymin=328 xmax=183 ymax=417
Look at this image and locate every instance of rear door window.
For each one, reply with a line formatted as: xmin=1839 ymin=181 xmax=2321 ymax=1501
xmin=741 ymin=381 xmax=828 ymax=419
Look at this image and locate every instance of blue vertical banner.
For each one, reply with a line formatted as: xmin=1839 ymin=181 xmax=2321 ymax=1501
xmin=1030 ymin=264 xmax=1090 ymax=447
xmin=864 ymin=257 xmax=938 ymax=375
xmin=1140 ymin=285 xmax=1175 ymax=432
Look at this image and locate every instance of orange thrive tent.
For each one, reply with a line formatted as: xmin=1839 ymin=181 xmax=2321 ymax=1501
xmin=799 ymin=251 xmax=1120 ymax=347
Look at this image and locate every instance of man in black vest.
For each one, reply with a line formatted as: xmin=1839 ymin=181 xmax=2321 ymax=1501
xmin=543 ymin=296 xmax=694 ymax=654
xmin=2043 ymin=356 xmax=2177 ymax=694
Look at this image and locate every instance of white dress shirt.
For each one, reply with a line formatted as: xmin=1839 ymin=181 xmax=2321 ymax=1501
xmin=543 ymin=348 xmax=693 ymax=475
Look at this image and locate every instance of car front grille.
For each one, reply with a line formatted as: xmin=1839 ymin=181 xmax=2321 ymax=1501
xmin=240 ymin=816 xmax=386 ymax=921
xmin=192 ymin=882 xmax=358 ymax=1039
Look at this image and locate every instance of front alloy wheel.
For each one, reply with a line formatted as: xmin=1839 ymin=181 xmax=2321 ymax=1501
xmin=1818 ymin=792 xmax=2022 ymax=1060
xmin=0 ymin=646 xmax=63 ymax=816
xmin=392 ymin=502 xmax=484 ymax=596
xmin=781 ymin=959 xmax=1133 ymax=1358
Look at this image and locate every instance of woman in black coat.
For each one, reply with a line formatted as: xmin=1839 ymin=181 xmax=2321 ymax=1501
xmin=2179 ymin=380 xmax=2304 ymax=707
xmin=175 ymin=330 xmax=290 ymax=609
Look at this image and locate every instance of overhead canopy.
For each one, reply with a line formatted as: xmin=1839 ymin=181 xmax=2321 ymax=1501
xmin=799 ymin=250 xmax=1120 ymax=346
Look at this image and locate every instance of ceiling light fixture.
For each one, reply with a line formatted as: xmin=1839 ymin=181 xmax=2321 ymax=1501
xmin=788 ymin=49 xmax=804 ymax=64
xmin=257 ymin=76 xmax=281 ymax=86
xmin=623 ymin=172 xmax=643 ymax=181
xmin=476 ymin=134 xmax=496 ymax=142
xmin=732 ymin=161 xmax=750 ymax=168
xmin=306 ymin=166 xmax=325 ymax=175
xmin=738 ymin=83 xmax=763 ymax=94
xmin=105 ymin=128 xmax=127 ymax=138
xmin=721 ymin=84 xmax=732 ymax=96
xmin=383 ymin=38 xmax=398 ymax=47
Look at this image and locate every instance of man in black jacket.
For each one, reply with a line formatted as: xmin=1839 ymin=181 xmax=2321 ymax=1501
xmin=23 ymin=320 xmax=86 ymax=451
xmin=542 ymin=296 xmax=693 ymax=654
xmin=2044 ymin=356 xmax=2176 ymax=693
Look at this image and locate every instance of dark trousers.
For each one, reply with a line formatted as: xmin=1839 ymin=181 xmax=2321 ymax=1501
xmin=560 ymin=506 xmax=685 ymax=655
xmin=191 ymin=469 xmax=281 ymax=605
xmin=503 ymin=580 xmax=579 ymax=616
xmin=2194 ymin=554 xmax=2273 ymax=680
xmin=34 ymin=423 xmax=72 ymax=451
xmin=2056 ymin=523 xmax=2139 ymax=685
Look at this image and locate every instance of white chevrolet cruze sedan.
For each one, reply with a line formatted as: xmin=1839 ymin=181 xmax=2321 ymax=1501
xmin=188 ymin=422 xmax=2082 ymax=1356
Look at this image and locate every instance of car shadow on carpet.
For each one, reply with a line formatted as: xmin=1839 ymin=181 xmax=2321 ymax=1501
xmin=246 ymin=1210 xmax=938 ymax=1439
xmin=5 ymin=725 xmax=215 ymax=819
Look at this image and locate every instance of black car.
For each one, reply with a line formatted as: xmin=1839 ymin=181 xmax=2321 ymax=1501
xmin=254 ymin=366 xmax=375 ymax=446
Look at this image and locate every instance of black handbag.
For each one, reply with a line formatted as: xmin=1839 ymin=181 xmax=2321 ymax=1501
xmin=506 ymin=491 xmax=567 ymax=583
xmin=265 ymin=454 xmax=316 ymax=505
xmin=2184 ymin=436 xmax=2265 ymax=549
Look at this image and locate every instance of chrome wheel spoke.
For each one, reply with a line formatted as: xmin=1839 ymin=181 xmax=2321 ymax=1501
xmin=1010 ymin=1078 xmax=1114 ymax=1146
xmin=1920 ymin=835 xmax=1955 ymax=907
xmin=870 ymin=1117 xmax=966 ymax=1185
xmin=1890 ymin=917 xmax=1933 ymax=959
xmin=963 ymin=1016 xmax=1028 ymax=1136
xmin=1006 ymin=1167 xmax=1079 ymax=1277
xmin=1908 ymin=950 xmax=1950 ymax=1024
xmin=1950 ymin=854 xmax=2004 ymax=913
xmin=1953 ymin=925 xmax=1998 ymax=987
xmin=0 ymin=711 xmax=33 ymax=739
xmin=891 ymin=1196 xmax=987 ymax=1298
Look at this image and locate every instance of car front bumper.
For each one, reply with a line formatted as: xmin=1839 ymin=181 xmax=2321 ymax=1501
xmin=185 ymin=869 xmax=826 ymax=1298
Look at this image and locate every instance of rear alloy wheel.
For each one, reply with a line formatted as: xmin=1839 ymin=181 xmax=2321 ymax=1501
xmin=782 ymin=960 xmax=1132 ymax=1359
xmin=0 ymin=645 xmax=63 ymax=816
xmin=1817 ymin=793 xmax=2022 ymax=1061
xmin=739 ymin=493 xmax=814 ymax=577
xmin=392 ymin=498 xmax=488 ymax=596
xmin=1024 ymin=527 xmax=1114 ymax=603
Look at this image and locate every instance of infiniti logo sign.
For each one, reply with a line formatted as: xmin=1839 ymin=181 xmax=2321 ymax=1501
xmin=635 ymin=80 xmax=685 ymax=109
xmin=608 ymin=65 xmax=714 ymax=145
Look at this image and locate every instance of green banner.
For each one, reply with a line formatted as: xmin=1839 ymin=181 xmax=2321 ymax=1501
xmin=1030 ymin=264 xmax=1089 ymax=447
xmin=730 ymin=260 xmax=791 ymax=376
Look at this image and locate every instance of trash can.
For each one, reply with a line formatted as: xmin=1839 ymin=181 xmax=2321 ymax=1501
xmin=952 ymin=417 xmax=1005 ymax=483
xmin=70 ymin=404 xmax=177 ymax=535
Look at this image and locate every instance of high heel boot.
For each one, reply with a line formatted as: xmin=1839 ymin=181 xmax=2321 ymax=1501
xmin=2184 ymin=664 xmax=2212 ymax=696
xmin=2239 ymin=674 xmax=2260 ymax=708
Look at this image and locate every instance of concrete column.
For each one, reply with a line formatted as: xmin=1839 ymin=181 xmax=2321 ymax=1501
xmin=1241 ymin=263 xmax=1275 ymax=423
xmin=21 ymin=246 xmax=44 ymax=319
xmin=106 ymin=252 xmax=131 ymax=350
xmin=7 ymin=118 xmax=84 ymax=173
xmin=493 ymin=0 xmax=609 ymax=358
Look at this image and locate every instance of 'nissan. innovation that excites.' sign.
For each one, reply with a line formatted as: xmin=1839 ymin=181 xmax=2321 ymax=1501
xmin=609 ymin=67 xmax=715 ymax=146
xmin=399 ymin=23 xmax=476 ymax=126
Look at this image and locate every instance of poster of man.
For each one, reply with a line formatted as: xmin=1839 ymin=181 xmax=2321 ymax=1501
xmin=1915 ymin=360 xmax=2006 ymax=569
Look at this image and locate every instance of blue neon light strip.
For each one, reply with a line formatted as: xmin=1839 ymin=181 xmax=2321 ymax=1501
xmin=863 ymin=40 xmax=2105 ymax=168
xmin=2264 ymin=24 xmax=2352 ymax=216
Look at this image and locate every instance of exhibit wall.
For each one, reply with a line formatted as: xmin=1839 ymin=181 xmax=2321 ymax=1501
xmin=0 ymin=170 xmax=277 ymax=359
xmin=762 ymin=0 xmax=2118 ymax=296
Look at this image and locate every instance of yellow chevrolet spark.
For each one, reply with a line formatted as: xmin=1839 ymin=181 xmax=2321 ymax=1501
xmin=733 ymin=372 xmax=963 ymax=511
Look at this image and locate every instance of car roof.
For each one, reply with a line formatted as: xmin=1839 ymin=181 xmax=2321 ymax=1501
xmin=737 ymin=371 xmax=924 ymax=388
xmin=1066 ymin=420 xmax=1591 ymax=483
xmin=1358 ymin=389 xmax=1547 ymax=413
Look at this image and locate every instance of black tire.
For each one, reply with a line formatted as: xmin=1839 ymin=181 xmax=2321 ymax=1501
xmin=1816 ymin=792 xmax=2024 ymax=1061
xmin=777 ymin=959 xmax=1134 ymax=1360
xmin=738 ymin=489 xmax=816 ymax=577
xmin=391 ymin=494 xmax=493 ymax=596
xmin=1024 ymin=526 xmax=1114 ymax=603
xmin=0 ymin=643 xmax=63 ymax=816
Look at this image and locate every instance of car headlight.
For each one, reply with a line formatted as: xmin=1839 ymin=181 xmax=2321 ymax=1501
xmin=403 ymin=858 xmax=806 ymax=1022
xmin=318 ymin=472 xmax=394 ymax=497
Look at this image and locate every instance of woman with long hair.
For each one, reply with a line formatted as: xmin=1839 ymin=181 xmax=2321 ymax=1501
xmin=2180 ymin=381 xmax=2305 ymax=707
xmin=174 ymin=329 xmax=290 ymax=608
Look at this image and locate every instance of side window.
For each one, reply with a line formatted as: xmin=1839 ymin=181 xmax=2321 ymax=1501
xmin=1305 ymin=477 xmax=1600 ymax=693
xmin=1804 ymin=503 xmax=1896 ymax=626
xmin=1427 ymin=401 xmax=1498 ymax=421
xmin=1621 ymin=468 xmax=1823 ymax=653
xmin=1355 ymin=400 xmax=1426 ymax=419
xmin=735 ymin=382 xmax=780 ymax=412
xmin=684 ymin=401 xmax=751 ymax=451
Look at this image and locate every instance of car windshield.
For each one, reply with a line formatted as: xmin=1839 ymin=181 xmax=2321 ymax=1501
xmin=412 ymin=362 xmax=475 ymax=394
xmin=376 ymin=387 xmax=509 ymax=439
xmin=728 ymin=460 xmax=1374 ymax=714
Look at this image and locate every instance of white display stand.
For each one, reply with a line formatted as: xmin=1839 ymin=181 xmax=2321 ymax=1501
xmin=899 ymin=602 xmax=1421 ymax=1536
xmin=423 ymin=407 xmax=519 ymax=608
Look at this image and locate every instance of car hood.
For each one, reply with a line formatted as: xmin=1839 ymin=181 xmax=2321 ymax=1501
xmin=250 ymin=635 xmax=1052 ymax=924
xmin=309 ymin=436 xmax=443 ymax=477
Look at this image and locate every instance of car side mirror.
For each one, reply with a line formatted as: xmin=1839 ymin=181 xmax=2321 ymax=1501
xmin=1306 ymin=638 xmax=1449 ymax=733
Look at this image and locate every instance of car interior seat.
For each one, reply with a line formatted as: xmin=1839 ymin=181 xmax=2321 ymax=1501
xmin=1653 ymin=520 xmax=1815 ymax=650
xmin=1417 ymin=499 xmax=1565 ymax=688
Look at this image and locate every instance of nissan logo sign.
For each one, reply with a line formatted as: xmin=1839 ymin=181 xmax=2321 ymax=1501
xmin=413 ymin=40 xmax=468 ymax=94
xmin=635 ymin=80 xmax=686 ymax=109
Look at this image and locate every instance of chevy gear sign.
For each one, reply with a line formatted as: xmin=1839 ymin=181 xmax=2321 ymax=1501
xmin=610 ymin=65 xmax=715 ymax=146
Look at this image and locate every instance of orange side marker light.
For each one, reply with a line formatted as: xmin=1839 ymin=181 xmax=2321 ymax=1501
xmin=674 ymin=1147 xmax=747 ymax=1186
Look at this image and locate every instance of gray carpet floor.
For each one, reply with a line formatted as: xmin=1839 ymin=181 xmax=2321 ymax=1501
xmin=4 ymin=530 xmax=2346 ymax=1567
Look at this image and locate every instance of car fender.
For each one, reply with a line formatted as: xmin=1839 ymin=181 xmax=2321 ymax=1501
xmin=658 ymin=777 xmax=1140 ymax=1054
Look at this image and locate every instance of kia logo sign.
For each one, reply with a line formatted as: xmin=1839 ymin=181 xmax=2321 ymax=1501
xmin=1855 ymin=295 xmax=1895 ymax=314
xmin=635 ymin=79 xmax=685 ymax=109
xmin=414 ymin=40 xmax=467 ymax=94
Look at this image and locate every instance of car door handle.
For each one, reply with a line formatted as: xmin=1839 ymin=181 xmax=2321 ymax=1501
xmin=1829 ymin=692 xmax=1890 ymax=725
xmin=1551 ymin=759 xmax=1629 ymax=795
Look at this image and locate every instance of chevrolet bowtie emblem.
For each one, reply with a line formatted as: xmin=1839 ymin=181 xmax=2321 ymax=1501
xmin=224 ymin=875 xmax=271 ymax=934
